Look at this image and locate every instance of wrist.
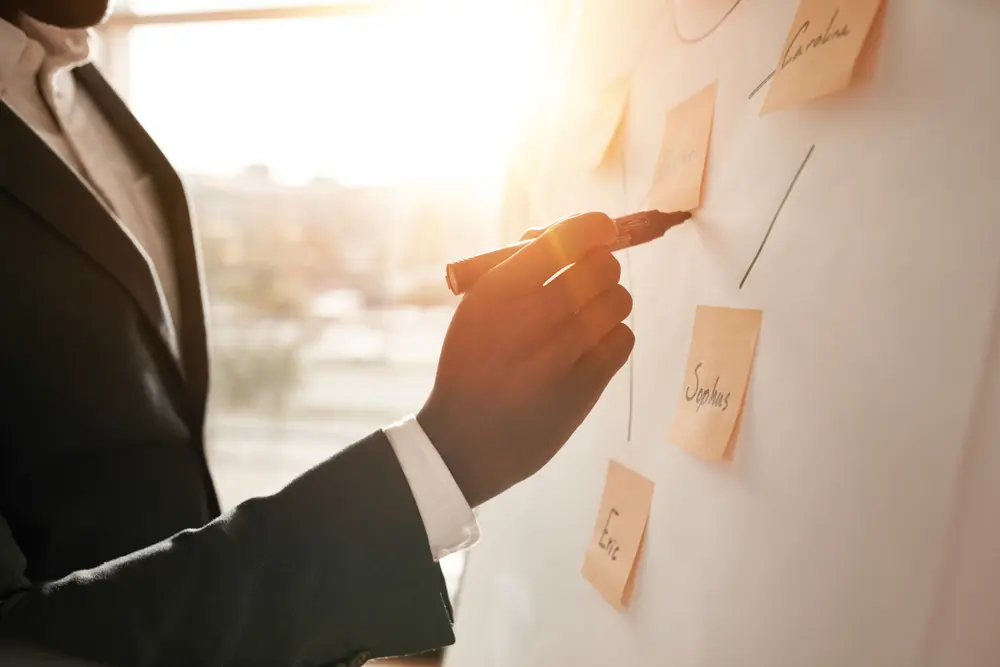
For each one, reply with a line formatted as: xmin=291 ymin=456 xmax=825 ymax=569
xmin=417 ymin=398 xmax=486 ymax=508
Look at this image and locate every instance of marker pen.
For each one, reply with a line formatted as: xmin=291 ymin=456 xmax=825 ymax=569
xmin=445 ymin=209 xmax=691 ymax=295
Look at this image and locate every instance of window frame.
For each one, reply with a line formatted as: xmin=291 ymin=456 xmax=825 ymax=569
xmin=104 ymin=1 xmax=399 ymax=28
xmin=95 ymin=2 xmax=401 ymax=97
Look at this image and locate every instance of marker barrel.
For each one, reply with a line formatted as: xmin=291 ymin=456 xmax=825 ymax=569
xmin=445 ymin=210 xmax=689 ymax=295
xmin=446 ymin=241 xmax=530 ymax=295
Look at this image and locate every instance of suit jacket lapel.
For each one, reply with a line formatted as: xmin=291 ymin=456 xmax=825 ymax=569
xmin=0 ymin=100 xmax=180 ymax=370
xmin=75 ymin=64 xmax=210 ymax=427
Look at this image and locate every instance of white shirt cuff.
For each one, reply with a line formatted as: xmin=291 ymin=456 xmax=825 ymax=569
xmin=383 ymin=414 xmax=480 ymax=561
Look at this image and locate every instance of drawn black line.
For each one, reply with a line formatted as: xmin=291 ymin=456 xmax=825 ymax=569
xmin=740 ymin=144 xmax=815 ymax=289
xmin=748 ymin=69 xmax=775 ymax=99
xmin=672 ymin=0 xmax=747 ymax=45
xmin=617 ymin=110 xmax=637 ymax=444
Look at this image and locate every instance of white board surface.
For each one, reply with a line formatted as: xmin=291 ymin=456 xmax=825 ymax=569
xmin=445 ymin=1 xmax=1000 ymax=666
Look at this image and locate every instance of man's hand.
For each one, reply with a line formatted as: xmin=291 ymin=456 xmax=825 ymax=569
xmin=417 ymin=212 xmax=634 ymax=507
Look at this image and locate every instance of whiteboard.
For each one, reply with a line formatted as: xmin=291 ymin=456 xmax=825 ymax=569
xmin=445 ymin=1 xmax=1000 ymax=666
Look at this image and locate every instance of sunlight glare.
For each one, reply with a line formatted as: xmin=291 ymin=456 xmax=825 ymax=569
xmin=127 ymin=1 xmax=548 ymax=188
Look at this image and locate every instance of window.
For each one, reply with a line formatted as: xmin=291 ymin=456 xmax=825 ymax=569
xmin=126 ymin=0 xmax=350 ymax=13
xmin=96 ymin=0 xmax=558 ymax=613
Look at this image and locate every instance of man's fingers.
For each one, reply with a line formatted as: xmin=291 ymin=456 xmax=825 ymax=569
xmin=530 ymin=249 xmax=621 ymax=326
xmin=519 ymin=212 xmax=577 ymax=241
xmin=542 ymin=284 xmax=632 ymax=371
xmin=569 ymin=322 xmax=636 ymax=391
xmin=486 ymin=212 xmax=617 ymax=298
xmin=519 ymin=226 xmax=546 ymax=242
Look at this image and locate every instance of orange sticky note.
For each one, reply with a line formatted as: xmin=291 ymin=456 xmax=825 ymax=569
xmin=582 ymin=76 xmax=631 ymax=169
xmin=761 ymin=0 xmax=885 ymax=114
xmin=668 ymin=306 xmax=763 ymax=460
xmin=647 ymin=81 xmax=717 ymax=211
xmin=582 ymin=461 xmax=654 ymax=610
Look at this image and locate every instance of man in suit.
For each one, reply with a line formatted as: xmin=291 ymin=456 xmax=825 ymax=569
xmin=0 ymin=1 xmax=635 ymax=665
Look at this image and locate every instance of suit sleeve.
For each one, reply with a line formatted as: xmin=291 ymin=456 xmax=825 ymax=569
xmin=0 ymin=431 xmax=456 ymax=667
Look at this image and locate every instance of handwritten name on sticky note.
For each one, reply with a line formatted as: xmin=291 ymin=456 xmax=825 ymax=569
xmin=582 ymin=461 xmax=654 ymax=610
xmin=582 ymin=76 xmax=631 ymax=169
xmin=668 ymin=306 xmax=763 ymax=460
xmin=647 ymin=81 xmax=717 ymax=212
xmin=762 ymin=0 xmax=884 ymax=114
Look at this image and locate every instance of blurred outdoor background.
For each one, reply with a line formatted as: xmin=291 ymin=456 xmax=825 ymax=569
xmin=90 ymin=0 xmax=572 ymax=620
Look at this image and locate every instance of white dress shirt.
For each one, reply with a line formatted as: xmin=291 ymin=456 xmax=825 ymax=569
xmin=383 ymin=416 xmax=479 ymax=559
xmin=0 ymin=15 xmax=478 ymax=562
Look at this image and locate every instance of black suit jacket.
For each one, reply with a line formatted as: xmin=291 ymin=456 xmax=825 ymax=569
xmin=0 ymin=64 xmax=454 ymax=666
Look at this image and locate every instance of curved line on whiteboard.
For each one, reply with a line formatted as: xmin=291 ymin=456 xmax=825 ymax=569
xmin=671 ymin=0 xmax=747 ymax=45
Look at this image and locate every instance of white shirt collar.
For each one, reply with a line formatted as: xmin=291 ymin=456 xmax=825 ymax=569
xmin=20 ymin=14 xmax=92 ymax=70
xmin=0 ymin=14 xmax=92 ymax=89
